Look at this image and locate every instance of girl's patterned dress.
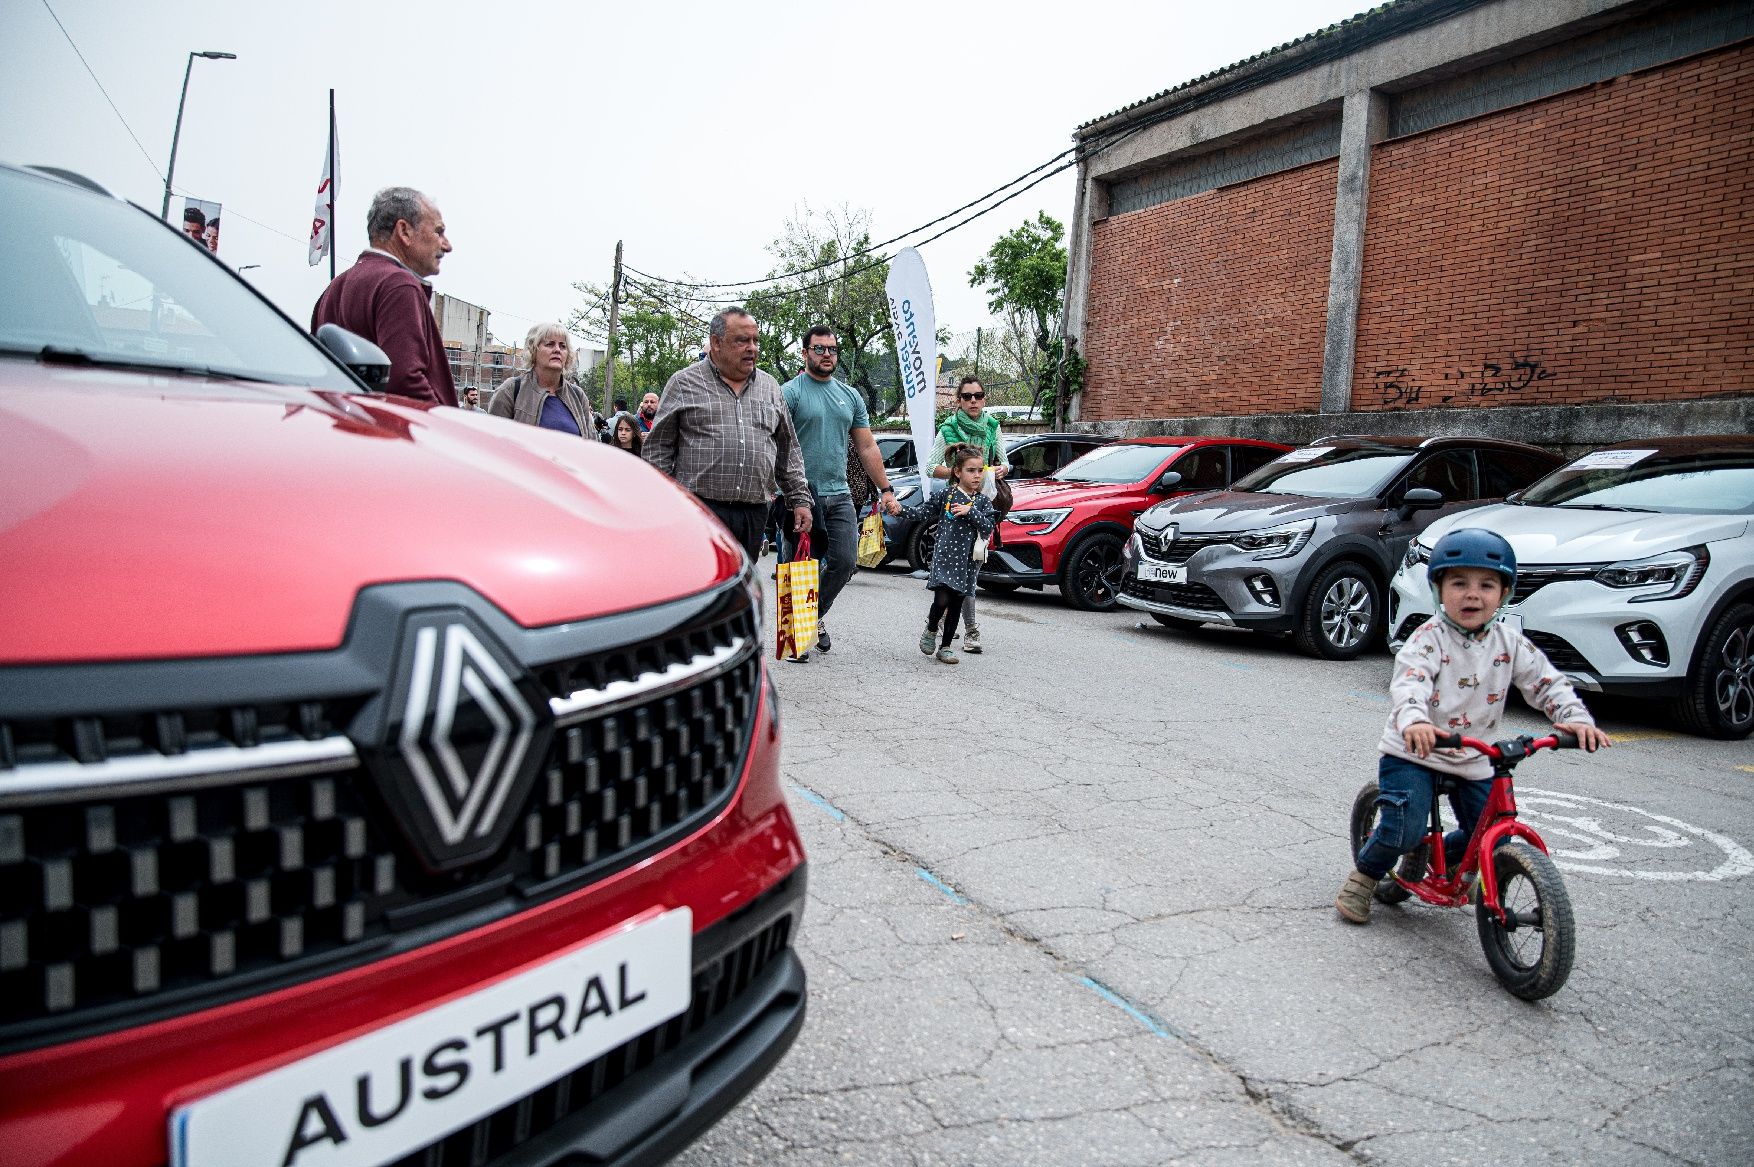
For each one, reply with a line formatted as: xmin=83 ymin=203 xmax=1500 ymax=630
xmin=923 ymin=488 xmax=995 ymax=595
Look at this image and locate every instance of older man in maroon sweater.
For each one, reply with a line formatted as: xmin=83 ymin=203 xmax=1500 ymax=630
xmin=312 ymin=187 xmax=457 ymax=407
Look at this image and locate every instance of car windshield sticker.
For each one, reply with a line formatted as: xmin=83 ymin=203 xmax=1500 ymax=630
xmin=1568 ymin=449 xmax=1657 ymax=470
xmin=1275 ymin=447 xmax=1334 ymax=463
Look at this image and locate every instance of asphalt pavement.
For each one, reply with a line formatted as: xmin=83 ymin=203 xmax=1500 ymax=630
xmin=675 ymin=557 xmax=1754 ymax=1166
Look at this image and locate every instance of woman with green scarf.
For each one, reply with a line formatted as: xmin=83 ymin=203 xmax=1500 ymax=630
xmin=926 ymin=376 xmax=1010 ymax=654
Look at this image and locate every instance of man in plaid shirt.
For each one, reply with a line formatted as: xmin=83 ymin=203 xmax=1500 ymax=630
xmin=644 ymin=307 xmax=813 ymax=561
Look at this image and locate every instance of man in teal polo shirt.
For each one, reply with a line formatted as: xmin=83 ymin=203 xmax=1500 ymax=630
xmin=782 ymin=325 xmax=902 ymax=654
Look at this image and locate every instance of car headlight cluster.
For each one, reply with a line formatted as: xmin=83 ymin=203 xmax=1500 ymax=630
xmin=1005 ymin=507 xmax=1072 ymax=534
xmin=1595 ymin=546 xmax=1710 ymax=602
xmin=1233 ymin=518 xmax=1315 ymax=560
xmin=1403 ymin=538 xmax=1432 ymax=569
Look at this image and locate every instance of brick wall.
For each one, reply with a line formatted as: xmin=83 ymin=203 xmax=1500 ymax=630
xmin=1352 ymin=42 xmax=1754 ymax=413
xmin=1083 ymin=160 xmax=1337 ymax=420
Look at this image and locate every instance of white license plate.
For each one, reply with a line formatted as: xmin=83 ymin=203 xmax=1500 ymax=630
xmin=1138 ymin=562 xmax=1186 ymax=584
xmin=171 ymin=907 xmax=692 ymax=1167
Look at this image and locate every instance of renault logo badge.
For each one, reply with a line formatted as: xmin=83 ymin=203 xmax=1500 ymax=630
xmin=367 ymin=610 xmax=553 ymax=872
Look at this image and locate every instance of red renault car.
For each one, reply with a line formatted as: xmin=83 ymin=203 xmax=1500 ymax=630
xmin=986 ymin=437 xmax=1290 ymax=609
xmin=0 ymin=164 xmax=805 ymax=1167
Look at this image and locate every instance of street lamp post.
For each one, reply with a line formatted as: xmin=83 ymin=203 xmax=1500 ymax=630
xmin=160 ymin=50 xmax=237 ymax=221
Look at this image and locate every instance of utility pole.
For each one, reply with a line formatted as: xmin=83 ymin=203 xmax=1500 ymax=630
xmin=973 ymin=327 xmax=982 ymax=381
xmin=161 ymin=50 xmax=237 ymax=220
xmin=601 ymin=240 xmax=623 ymax=426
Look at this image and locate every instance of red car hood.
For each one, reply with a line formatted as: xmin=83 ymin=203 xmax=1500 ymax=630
xmin=0 ymin=367 xmax=742 ymax=664
xmin=1008 ymin=478 xmax=1142 ymax=509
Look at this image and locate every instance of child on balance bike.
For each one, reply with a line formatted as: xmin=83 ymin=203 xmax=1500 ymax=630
xmin=1335 ymin=528 xmax=1613 ymax=924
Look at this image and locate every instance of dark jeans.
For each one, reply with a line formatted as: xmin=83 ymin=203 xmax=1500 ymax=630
xmin=703 ymin=498 xmax=769 ymax=564
xmin=809 ymin=492 xmax=858 ymax=618
xmin=1355 ymin=753 xmax=1490 ymax=879
xmin=766 ymin=495 xmax=790 ymax=561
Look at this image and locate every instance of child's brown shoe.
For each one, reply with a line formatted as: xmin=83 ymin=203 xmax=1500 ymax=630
xmin=1335 ymin=870 xmax=1376 ymax=924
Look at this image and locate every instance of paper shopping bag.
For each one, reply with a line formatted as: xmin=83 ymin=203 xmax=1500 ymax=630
xmin=856 ymin=502 xmax=887 ymax=568
xmin=775 ymin=534 xmax=819 ymax=660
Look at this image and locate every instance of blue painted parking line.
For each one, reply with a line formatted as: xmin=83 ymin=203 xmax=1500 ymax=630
xmin=1347 ymin=689 xmax=1388 ymax=703
xmin=916 ymin=868 xmax=970 ymax=905
xmin=1081 ymin=976 xmax=1178 ymax=1040
xmin=1221 ymin=662 xmax=1254 ymax=672
xmin=788 ymin=783 xmax=846 ymax=822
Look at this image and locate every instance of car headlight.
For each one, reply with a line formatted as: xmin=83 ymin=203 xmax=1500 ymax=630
xmin=1233 ymin=519 xmax=1315 ymax=560
xmin=1404 ymin=538 xmax=1431 ymax=570
xmin=1594 ymin=546 xmax=1710 ymax=602
xmin=1005 ymin=507 xmax=1071 ymax=534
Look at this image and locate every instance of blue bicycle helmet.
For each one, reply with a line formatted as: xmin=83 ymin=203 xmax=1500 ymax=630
xmin=1427 ymin=527 xmax=1517 ymax=591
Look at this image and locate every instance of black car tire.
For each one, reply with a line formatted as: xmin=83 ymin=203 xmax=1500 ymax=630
xmin=907 ymin=518 xmax=938 ymax=575
xmin=1673 ymin=602 xmax=1754 ymax=740
xmin=1295 ymin=562 xmax=1383 ymax=660
xmin=1060 ymin=532 xmax=1125 ymax=612
xmin=1150 ymin=613 xmax=1202 ymax=631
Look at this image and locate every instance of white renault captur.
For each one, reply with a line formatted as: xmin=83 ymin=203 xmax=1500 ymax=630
xmin=1388 ymin=437 xmax=1754 ymax=739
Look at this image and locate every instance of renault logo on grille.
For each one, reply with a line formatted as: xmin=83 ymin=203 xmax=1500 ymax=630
xmin=366 ymin=610 xmax=554 ymax=872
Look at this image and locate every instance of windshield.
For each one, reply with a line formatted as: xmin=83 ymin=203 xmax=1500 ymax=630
xmin=1052 ymin=444 xmax=1180 ymax=484
xmin=1231 ymin=446 xmax=1415 ymax=498
xmin=1520 ymin=448 xmax=1754 ymax=515
xmin=0 ymin=168 xmax=356 ymax=391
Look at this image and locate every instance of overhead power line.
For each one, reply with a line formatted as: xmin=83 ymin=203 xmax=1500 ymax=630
xmin=40 ymin=0 xmax=164 ymax=182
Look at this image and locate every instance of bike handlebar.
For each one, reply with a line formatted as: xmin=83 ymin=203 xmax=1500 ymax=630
xmin=1432 ymin=729 xmax=1580 ymax=759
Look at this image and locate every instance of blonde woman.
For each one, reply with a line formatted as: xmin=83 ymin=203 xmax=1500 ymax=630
xmin=486 ymin=322 xmax=596 ymax=436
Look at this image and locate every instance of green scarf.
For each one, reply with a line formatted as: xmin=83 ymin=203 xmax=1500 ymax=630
xmin=940 ymin=409 xmax=1000 ymax=462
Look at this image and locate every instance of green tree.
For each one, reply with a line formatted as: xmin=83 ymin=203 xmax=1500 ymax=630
xmin=568 ymin=279 xmax=711 ymax=409
xmin=749 ymin=205 xmax=896 ymax=418
xmin=968 ymin=212 xmax=1068 ymax=416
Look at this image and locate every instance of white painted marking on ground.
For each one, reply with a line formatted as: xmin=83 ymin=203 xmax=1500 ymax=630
xmin=1519 ymin=787 xmax=1754 ymax=881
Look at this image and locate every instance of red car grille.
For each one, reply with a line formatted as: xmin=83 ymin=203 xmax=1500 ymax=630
xmin=0 ymin=607 xmax=759 ymax=1048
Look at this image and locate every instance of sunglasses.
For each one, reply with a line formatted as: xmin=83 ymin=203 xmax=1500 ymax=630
xmin=959 ymin=391 xmax=985 ymax=401
xmin=809 ymin=344 xmax=838 ymax=356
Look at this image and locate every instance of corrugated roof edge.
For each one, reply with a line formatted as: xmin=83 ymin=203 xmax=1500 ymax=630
xmin=1074 ymin=0 xmax=1487 ymax=135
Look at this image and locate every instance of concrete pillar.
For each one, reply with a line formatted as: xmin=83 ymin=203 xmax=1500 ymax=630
xmin=1319 ymin=89 xmax=1388 ymax=413
xmin=1062 ymin=163 xmax=1108 ymax=422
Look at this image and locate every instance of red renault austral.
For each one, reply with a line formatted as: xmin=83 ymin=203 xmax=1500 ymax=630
xmin=0 ymin=163 xmax=806 ymax=1167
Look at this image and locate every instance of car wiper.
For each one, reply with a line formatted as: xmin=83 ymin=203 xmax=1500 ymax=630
xmin=37 ymin=345 xmax=283 ymax=385
xmin=1556 ymin=503 xmax=1659 ymax=513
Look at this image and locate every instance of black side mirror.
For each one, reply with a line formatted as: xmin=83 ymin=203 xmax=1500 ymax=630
xmin=1399 ymin=486 xmax=1444 ymax=517
xmin=1152 ymin=470 xmax=1184 ymax=493
xmin=315 ymin=323 xmax=391 ymax=389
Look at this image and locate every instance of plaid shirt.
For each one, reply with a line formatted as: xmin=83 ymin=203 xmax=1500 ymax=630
xmin=643 ymin=359 xmax=811 ymax=507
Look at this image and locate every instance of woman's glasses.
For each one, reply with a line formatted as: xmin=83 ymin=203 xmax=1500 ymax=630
xmin=959 ymin=391 xmax=985 ymax=401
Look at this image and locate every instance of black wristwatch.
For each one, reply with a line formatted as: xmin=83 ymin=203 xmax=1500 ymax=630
xmin=880 ymin=486 xmax=895 ymax=494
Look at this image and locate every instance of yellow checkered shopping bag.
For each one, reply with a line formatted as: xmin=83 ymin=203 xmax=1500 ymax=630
xmin=775 ymin=534 xmax=819 ymax=660
xmin=855 ymin=501 xmax=887 ymax=568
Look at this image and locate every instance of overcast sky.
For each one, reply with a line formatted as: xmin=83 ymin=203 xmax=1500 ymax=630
xmin=3 ymin=0 xmax=1369 ymax=347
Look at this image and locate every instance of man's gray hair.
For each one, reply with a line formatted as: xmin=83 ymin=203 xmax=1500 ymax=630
xmin=366 ymin=187 xmax=430 ymax=244
xmin=708 ymin=307 xmax=753 ymax=339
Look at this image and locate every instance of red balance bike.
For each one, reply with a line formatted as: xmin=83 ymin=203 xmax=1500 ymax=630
xmin=1350 ymin=731 xmax=1581 ymax=1000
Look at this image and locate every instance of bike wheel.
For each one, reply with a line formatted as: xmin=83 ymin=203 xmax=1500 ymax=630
xmin=1349 ymin=782 xmax=1426 ymax=905
xmin=1475 ymin=840 xmax=1575 ymax=1001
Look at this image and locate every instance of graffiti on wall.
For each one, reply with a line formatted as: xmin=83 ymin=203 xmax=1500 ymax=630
xmin=1373 ymin=354 xmax=1558 ymax=409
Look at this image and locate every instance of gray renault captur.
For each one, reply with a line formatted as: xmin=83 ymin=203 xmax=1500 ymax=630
xmin=1118 ymin=435 xmax=1563 ymax=658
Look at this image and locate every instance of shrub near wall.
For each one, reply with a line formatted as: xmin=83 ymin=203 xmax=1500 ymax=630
xmin=1352 ymin=42 xmax=1754 ymax=414
xmin=1083 ymin=160 xmax=1337 ymax=421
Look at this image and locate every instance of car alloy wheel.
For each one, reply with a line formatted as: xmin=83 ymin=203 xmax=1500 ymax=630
xmin=1676 ymin=602 xmax=1754 ymax=739
xmin=1063 ymin=533 xmax=1125 ymax=611
xmin=1296 ymin=562 xmax=1383 ymax=660
xmin=1321 ymin=576 xmax=1374 ymax=650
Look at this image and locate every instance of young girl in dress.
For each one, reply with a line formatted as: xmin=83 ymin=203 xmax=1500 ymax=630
xmin=912 ymin=443 xmax=995 ymax=664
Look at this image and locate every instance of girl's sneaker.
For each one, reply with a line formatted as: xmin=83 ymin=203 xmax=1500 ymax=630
xmin=919 ymin=627 xmax=937 ymax=655
xmin=935 ymin=646 xmax=960 ymax=665
xmin=962 ymin=625 xmax=982 ymax=653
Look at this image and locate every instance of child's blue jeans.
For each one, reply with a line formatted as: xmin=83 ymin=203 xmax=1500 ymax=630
xmin=1355 ymin=754 xmax=1490 ymax=879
